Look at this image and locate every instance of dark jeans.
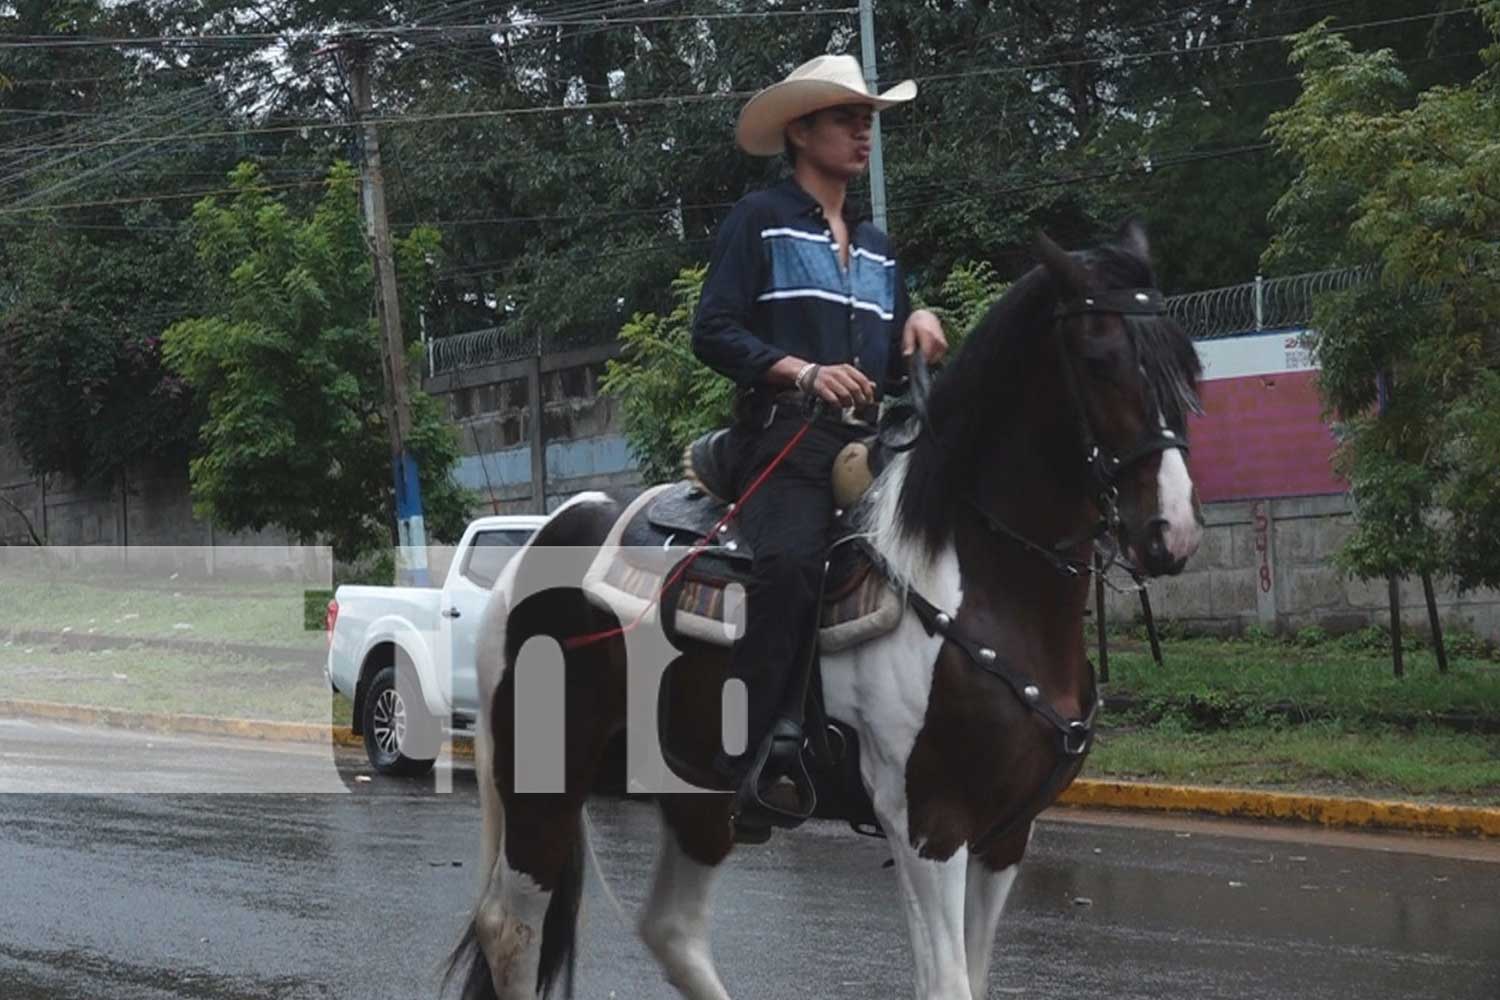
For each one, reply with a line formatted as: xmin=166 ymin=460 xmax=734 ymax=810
xmin=727 ymin=411 xmax=866 ymax=759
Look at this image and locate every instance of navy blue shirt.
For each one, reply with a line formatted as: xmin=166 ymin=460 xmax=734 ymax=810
xmin=692 ymin=179 xmax=911 ymax=394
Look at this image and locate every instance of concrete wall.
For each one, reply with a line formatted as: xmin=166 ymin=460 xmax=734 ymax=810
xmin=0 ymin=412 xmax=295 ymax=553
xmin=1104 ymin=494 xmax=1500 ymax=641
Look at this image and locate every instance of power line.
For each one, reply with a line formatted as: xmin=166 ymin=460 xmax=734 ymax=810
xmin=0 ymin=7 xmax=857 ymax=48
xmin=890 ymin=8 xmax=1470 ymax=87
xmin=0 ymin=178 xmax=330 ymax=215
xmin=6 ymin=5 xmax=1466 ymax=158
xmin=0 ymin=89 xmax=754 ymax=153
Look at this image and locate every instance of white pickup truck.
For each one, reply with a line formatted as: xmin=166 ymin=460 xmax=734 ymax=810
xmin=325 ymin=515 xmax=547 ymax=775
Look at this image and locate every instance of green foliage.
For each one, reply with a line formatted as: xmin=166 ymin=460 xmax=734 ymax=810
xmin=599 ymin=266 xmax=734 ymax=484
xmin=1293 ymin=625 xmax=1329 ymax=648
xmin=1265 ymin=10 xmax=1500 ymax=589
xmin=0 ymin=216 xmax=200 ymax=483
xmin=913 ymin=260 xmax=1009 ymax=354
xmin=1105 ymin=636 xmax=1500 ymax=726
xmin=1242 ymin=623 xmax=1275 ymax=644
xmin=162 ymin=162 xmax=473 ymax=561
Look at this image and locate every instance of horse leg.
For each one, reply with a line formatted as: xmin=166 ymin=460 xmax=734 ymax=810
xmin=866 ymin=767 xmax=972 ymax=1000
xmin=639 ymin=795 xmax=736 ymax=1000
xmin=962 ymin=855 xmax=1021 ymax=1000
xmin=476 ymin=722 xmax=502 ymax=880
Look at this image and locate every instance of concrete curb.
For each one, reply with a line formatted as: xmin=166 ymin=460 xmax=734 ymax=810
xmin=1058 ymin=779 xmax=1500 ymax=838
xmin=2 ymin=698 xmax=1494 ymax=835
xmin=0 ymin=698 xmax=475 ymax=760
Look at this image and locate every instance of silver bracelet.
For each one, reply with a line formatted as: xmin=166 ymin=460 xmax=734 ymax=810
xmin=795 ymin=362 xmax=820 ymax=395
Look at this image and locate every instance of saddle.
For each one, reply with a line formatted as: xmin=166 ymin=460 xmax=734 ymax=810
xmin=591 ymin=481 xmax=902 ymax=652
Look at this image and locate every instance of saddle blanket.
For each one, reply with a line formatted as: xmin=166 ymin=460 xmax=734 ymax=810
xmin=582 ymin=484 xmax=904 ymax=652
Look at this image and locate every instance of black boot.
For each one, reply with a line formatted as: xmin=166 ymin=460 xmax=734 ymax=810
xmin=730 ymin=716 xmax=817 ymax=835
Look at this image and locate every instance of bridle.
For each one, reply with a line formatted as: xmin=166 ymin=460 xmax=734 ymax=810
xmin=969 ymin=285 xmax=1191 ymax=579
xmin=867 ymin=282 xmax=1194 ymax=854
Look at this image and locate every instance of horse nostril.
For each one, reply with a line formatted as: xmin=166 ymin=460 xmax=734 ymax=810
xmin=1146 ymin=518 xmax=1170 ymax=563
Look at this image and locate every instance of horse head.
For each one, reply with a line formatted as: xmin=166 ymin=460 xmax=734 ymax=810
xmin=1035 ymin=221 xmax=1204 ymax=576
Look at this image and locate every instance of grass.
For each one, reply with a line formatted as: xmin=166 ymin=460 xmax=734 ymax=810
xmin=0 ymin=640 xmax=333 ymax=723
xmin=1097 ymin=634 xmax=1500 ymax=727
xmin=1085 ymin=630 xmax=1500 ymax=804
xmin=1087 ymin=719 xmax=1500 ymax=805
xmin=0 ymin=577 xmax=325 ymax=650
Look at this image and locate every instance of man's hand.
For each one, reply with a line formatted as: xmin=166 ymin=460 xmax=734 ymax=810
xmin=811 ymin=364 xmax=875 ymax=407
xmin=901 ymin=309 xmax=948 ymax=365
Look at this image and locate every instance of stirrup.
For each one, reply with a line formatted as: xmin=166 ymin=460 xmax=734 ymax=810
xmin=732 ymin=718 xmax=817 ymax=830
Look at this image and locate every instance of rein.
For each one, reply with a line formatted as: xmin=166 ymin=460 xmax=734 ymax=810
xmin=869 ymin=284 xmax=1186 ymax=852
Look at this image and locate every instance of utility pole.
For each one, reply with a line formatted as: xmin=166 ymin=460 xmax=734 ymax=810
xmin=344 ymin=38 xmax=429 ymax=586
xmin=858 ymin=0 xmax=889 ymax=232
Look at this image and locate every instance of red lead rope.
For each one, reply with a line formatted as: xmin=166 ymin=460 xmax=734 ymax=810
xmin=562 ymin=418 xmax=816 ymax=652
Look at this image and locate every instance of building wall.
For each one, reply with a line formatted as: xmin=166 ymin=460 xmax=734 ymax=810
xmin=1189 ymin=329 xmax=1346 ymax=503
xmin=426 ymin=342 xmax=642 ymax=514
xmin=1104 ymin=494 xmax=1500 ymax=641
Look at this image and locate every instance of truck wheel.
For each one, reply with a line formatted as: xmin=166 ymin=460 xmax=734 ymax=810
xmin=362 ymin=664 xmax=437 ymax=777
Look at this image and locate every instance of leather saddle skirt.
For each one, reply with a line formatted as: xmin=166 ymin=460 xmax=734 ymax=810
xmin=583 ymin=483 xmax=903 ymax=652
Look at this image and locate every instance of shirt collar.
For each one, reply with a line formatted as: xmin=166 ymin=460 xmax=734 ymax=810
xmin=777 ymin=177 xmax=866 ymax=227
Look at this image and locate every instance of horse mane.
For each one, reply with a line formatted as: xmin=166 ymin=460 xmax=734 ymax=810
xmin=892 ymin=238 xmax=1200 ymax=558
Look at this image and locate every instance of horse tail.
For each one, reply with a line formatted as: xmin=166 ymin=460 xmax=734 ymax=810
xmin=438 ymin=813 xmax=583 ymax=1000
xmin=443 ymin=919 xmax=495 ymax=1000
xmin=537 ymin=812 xmax=586 ymax=998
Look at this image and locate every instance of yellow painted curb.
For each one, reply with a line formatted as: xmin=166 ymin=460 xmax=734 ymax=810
xmin=0 ymin=698 xmax=474 ymax=760
xmin=0 ymin=697 xmax=1489 ymax=833
xmin=1059 ymin=779 xmax=1500 ymax=838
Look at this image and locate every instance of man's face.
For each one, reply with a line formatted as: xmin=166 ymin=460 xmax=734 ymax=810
xmin=789 ymin=104 xmax=874 ymax=180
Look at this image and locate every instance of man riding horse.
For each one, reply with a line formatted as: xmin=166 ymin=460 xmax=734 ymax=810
xmin=691 ymin=54 xmax=949 ymax=827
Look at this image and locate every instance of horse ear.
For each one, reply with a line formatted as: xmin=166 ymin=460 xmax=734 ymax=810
xmin=1035 ymin=231 xmax=1088 ymax=297
xmin=1116 ymin=218 xmax=1150 ymax=261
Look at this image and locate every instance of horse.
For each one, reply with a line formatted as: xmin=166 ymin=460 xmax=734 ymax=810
xmin=446 ymin=221 xmax=1204 ymax=1000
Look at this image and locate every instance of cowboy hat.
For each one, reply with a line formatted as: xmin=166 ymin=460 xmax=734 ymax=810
xmin=736 ymin=54 xmax=917 ymax=157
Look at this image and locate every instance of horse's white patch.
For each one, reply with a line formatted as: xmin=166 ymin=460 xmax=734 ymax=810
xmin=1156 ymin=447 xmax=1201 ymax=562
xmin=859 ymin=451 xmax=933 ymax=591
xmin=825 ymin=450 xmax=980 ymax=999
xmin=639 ymin=824 xmax=732 ymax=1000
xmin=475 ymin=854 xmax=552 ymax=1000
xmin=964 ymin=859 xmax=1020 ymax=999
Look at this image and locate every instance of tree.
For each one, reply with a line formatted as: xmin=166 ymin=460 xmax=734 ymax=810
xmin=1263 ymin=8 xmax=1500 ymax=590
xmin=162 ymin=161 xmax=473 ymax=560
xmin=914 ymin=260 xmax=1008 ymax=353
xmin=599 ymin=266 xmax=733 ymax=484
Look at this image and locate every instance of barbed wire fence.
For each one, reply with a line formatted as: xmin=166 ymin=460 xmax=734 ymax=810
xmin=1165 ymin=265 xmax=1371 ymax=341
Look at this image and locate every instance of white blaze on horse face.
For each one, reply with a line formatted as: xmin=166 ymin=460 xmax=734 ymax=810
xmin=1156 ymin=443 xmax=1201 ymax=562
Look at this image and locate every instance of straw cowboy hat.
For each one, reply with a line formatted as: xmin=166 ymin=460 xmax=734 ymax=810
xmin=736 ymin=54 xmax=917 ymax=157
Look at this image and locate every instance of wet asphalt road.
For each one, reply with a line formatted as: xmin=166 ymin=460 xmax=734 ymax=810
xmin=1 ymin=718 xmax=1497 ymax=1000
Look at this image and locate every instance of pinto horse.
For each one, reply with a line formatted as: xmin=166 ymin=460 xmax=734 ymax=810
xmin=448 ymin=223 xmax=1204 ymax=1000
